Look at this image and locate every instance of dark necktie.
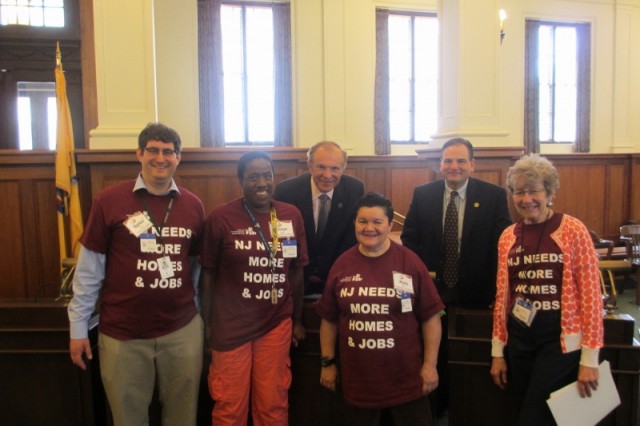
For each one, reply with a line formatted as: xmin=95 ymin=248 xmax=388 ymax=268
xmin=443 ymin=191 xmax=459 ymax=288
xmin=316 ymin=194 xmax=329 ymax=239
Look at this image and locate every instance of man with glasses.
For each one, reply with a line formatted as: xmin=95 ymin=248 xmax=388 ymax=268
xmin=273 ymin=141 xmax=365 ymax=296
xmin=67 ymin=122 xmax=205 ymax=426
xmin=401 ymin=138 xmax=512 ymax=418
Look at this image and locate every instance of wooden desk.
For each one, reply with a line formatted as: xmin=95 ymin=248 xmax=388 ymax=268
xmin=0 ymin=300 xmax=106 ymax=426
xmin=448 ymin=309 xmax=640 ymax=426
xmin=289 ymin=300 xmax=350 ymax=426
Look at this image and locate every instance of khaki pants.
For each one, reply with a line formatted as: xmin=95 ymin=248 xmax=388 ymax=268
xmin=99 ymin=315 xmax=204 ymax=426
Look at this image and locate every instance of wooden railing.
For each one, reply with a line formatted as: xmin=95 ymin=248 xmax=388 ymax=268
xmin=1 ymin=148 xmax=639 ymax=300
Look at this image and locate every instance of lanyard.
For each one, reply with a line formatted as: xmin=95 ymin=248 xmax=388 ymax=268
xmin=517 ymin=211 xmax=553 ymax=290
xmin=242 ymin=200 xmax=280 ymax=304
xmin=138 ymin=191 xmax=175 ymax=240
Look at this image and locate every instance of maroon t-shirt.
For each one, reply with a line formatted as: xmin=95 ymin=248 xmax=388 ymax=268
xmin=317 ymin=241 xmax=444 ymax=408
xmin=507 ymin=213 xmax=564 ymax=312
xmin=81 ymin=180 xmax=205 ymax=339
xmin=200 ymin=198 xmax=308 ymax=351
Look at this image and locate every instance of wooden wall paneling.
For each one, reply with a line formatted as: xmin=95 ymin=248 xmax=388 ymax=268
xmin=0 ymin=180 xmax=25 ymax=298
xmin=548 ymin=154 xmax=631 ymax=240
xmin=349 ymin=156 xmax=434 ymax=216
xmin=554 ymin=163 xmax=607 ymax=233
xmin=87 ymin=163 xmax=141 ymax=200
xmin=179 ymin=171 xmax=244 ymax=215
xmin=31 ymin=178 xmax=61 ymax=299
xmin=631 ymin=155 xmax=640 ymax=221
xmin=0 ymin=161 xmax=59 ymax=300
xmin=389 ymin=167 xmax=431 ymax=216
xmin=343 ymin=166 xmax=362 ymax=182
xmin=604 ymin=162 xmax=630 ymax=238
xmin=2 ymin=149 xmax=640 ymax=303
xmin=19 ymin=178 xmax=50 ymax=299
xmin=361 ymin=166 xmax=388 ymax=195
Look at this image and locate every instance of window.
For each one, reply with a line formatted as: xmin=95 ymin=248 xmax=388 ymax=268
xmin=374 ymin=9 xmax=438 ymax=154
xmin=0 ymin=0 xmax=64 ymax=28
xmin=538 ymin=24 xmax=577 ymax=142
xmin=198 ymin=0 xmax=292 ymax=147
xmin=221 ymin=4 xmax=274 ymax=145
xmin=17 ymin=81 xmax=57 ymax=149
xmin=524 ymin=20 xmax=590 ymax=152
xmin=388 ymin=12 xmax=438 ymax=144
xmin=0 ymin=0 xmax=82 ymax=151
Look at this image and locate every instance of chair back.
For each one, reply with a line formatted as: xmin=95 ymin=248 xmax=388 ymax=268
xmin=620 ymin=224 xmax=640 ymax=266
xmin=589 ymin=229 xmax=613 ymax=259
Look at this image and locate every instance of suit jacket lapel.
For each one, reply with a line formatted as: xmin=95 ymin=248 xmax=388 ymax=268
xmin=433 ymin=181 xmax=446 ymax=244
xmin=296 ymin=179 xmax=316 ymax=243
xmin=461 ymin=178 xmax=478 ymax=242
xmin=328 ymin=181 xmax=347 ymax=224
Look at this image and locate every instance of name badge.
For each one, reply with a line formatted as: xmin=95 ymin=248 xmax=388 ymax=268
xmin=393 ymin=271 xmax=414 ymax=294
xmin=512 ymin=296 xmax=537 ymax=327
xmin=124 ymin=211 xmax=153 ymax=237
xmin=275 ymin=220 xmax=295 ymax=238
xmin=282 ymin=239 xmax=297 ymax=258
xmin=401 ymin=292 xmax=413 ymax=313
xmin=140 ymin=233 xmax=157 ymax=253
xmin=157 ymin=255 xmax=175 ymax=279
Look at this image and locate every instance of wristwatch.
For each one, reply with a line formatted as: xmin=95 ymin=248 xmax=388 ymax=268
xmin=320 ymin=356 xmax=336 ymax=368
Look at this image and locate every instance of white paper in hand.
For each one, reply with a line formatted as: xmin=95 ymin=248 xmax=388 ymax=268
xmin=546 ymin=360 xmax=620 ymax=426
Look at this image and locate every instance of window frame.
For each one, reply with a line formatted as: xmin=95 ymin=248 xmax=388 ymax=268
xmin=0 ymin=0 xmax=79 ymax=40
xmin=198 ymin=0 xmax=292 ymax=148
xmin=374 ymin=8 xmax=438 ymax=154
xmin=524 ymin=19 xmax=591 ymax=153
xmin=388 ymin=10 xmax=437 ymax=145
xmin=220 ymin=2 xmax=275 ymax=146
xmin=0 ymin=0 xmax=83 ymax=150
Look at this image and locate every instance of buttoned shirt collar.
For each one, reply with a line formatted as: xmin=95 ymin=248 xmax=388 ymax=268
xmin=133 ymin=173 xmax=180 ymax=195
xmin=310 ymin=176 xmax=335 ymax=201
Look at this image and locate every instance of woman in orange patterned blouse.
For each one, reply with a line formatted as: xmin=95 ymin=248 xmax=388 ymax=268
xmin=490 ymin=154 xmax=603 ymax=426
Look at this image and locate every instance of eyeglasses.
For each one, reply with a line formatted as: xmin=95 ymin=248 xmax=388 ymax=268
xmin=512 ymin=189 xmax=546 ymax=198
xmin=144 ymin=147 xmax=178 ymax=157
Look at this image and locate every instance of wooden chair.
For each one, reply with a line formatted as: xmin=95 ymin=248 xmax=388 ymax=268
xmin=389 ymin=211 xmax=405 ymax=245
xmin=599 ymin=268 xmax=618 ymax=313
xmin=620 ymin=224 xmax=640 ymax=266
xmin=590 ymin=229 xmax=614 ymax=259
xmin=620 ymin=224 xmax=640 ymax=305
xmin=591 ymin=229 xmax=632 ymax=297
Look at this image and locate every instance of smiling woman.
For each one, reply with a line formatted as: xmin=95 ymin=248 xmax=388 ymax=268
xmin=317 ymin=192 xmax=444 ymax=425
xmin=199 ymin=150 xmax=309 ymax=424
xmin=238 ymin=151 xmax=275 ymax=213
xmin=355 ymin=196 xmax=394 ymax=258
xmin=491 ymin=153 xmax=603 ymax=425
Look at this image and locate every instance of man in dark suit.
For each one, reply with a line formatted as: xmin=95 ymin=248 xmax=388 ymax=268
xmin=401 ymin=137 xmax=512 ymax=417
xmin=273 ymin=141 xmax=365 ymax=296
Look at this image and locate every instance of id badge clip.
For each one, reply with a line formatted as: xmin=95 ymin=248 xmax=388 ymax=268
xmin=512 ymin=296 xmax=537 ymax=327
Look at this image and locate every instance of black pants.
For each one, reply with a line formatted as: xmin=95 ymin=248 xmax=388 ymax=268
xmin=347 ymin=395 xmax=433 ymax=426
xmin=507 ymin=312 xmax=580 ymax=426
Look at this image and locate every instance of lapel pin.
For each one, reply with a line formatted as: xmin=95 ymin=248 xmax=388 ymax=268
xmin=474 ymin=202 xmax=480 ymax=208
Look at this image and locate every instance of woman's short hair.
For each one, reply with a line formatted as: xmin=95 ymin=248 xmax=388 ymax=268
xmin=507 ymin=154 xmax=559 ymax=195
xmin=355 ymin=192 xmax=394 ymax=223
xmin=237 ymin=151 xmax=274 ymax=180
xmin=138 ymin=122 xmax=181 ymax=152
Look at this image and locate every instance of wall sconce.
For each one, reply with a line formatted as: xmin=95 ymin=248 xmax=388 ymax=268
xmin=499 ymin=9 xmax=507 ymax=45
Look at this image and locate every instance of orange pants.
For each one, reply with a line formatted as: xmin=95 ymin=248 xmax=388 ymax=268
xmin=208 ymin=318 xmax=292 ymax=426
